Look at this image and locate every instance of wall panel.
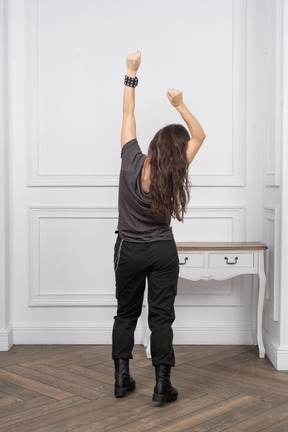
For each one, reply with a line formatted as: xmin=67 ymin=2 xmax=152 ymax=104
xmin=263 ymin=208 xmax=280 ymax=322
xmin=28 ymin=206 xmax=245 ymax=307
xmin=26 ymin=0 xmax=246 ymax=187
xmin=265 ymin=0 xmax=283 ymax=186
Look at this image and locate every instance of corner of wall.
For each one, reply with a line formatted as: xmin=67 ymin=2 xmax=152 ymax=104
xmin=0 ymin=324 xmax=13 ymax=351
xmin=0 ymin=0 xmax=12 ymax=352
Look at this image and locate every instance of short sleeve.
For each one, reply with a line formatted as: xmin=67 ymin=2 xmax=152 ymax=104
xmin=121 ymin=139 xmax=145 ymax=171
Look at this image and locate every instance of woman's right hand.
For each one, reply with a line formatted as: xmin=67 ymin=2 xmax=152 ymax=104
xmin=167 ymin=89 xmax=184 ymax=109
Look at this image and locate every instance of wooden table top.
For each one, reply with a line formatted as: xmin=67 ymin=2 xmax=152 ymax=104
xmin=176 ymin=242 xmax=268 ymax=251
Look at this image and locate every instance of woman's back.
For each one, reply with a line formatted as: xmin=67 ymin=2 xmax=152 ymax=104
xmin=117 ymin=139 xmax=172 ymax=242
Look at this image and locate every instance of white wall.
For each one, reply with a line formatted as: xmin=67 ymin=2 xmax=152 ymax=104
xmin=1 ymin=0 xmax=286 ymax=369
xmin=0 ymin=0 xmax=12 ymax=350
xmin=262 ymin=0 xmax=288 ymax=370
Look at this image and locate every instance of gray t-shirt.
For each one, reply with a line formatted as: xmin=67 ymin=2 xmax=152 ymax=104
xmin=117 ymin=139 xmax=173 ymax=242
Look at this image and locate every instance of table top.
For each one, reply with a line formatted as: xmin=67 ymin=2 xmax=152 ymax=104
xmin=176 ymin=242 xmax=268 ymax=251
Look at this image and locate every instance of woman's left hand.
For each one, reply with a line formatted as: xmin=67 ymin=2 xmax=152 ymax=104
xmin=126 ymin=51 xmax=141 ymax=75
xmin=167 ymin=89 xmax=184 ymax=109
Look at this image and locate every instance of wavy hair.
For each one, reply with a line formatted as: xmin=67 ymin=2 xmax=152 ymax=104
xmin=148 ymin=124 xmax=191 ymax=222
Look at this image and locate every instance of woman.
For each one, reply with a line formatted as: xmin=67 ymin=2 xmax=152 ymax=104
xmin=112 ymin=51 xmax=206 ymax=403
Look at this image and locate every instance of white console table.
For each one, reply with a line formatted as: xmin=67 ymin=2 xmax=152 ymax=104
xmin=144 ymin=242 xmax=268 ymax=358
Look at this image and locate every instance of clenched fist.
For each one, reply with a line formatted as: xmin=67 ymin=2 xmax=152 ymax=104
xmin=167 ymin=89 xmax=183 ymax=108
xmin=126 ymin=51 xmax=141 ymax=74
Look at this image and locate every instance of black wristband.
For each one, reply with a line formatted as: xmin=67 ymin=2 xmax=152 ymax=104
xmin=124 ymin=75 xmax=138 ymax=88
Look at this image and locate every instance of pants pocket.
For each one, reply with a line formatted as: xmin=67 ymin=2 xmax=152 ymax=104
xmin=114 ymin=236 xmax=124 ymax=272
xmin=172 ymin=280 xmax=178 ymax=296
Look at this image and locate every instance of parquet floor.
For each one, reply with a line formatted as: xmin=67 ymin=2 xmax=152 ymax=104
xmin=0 ymin=344 xmax=288 ymax=431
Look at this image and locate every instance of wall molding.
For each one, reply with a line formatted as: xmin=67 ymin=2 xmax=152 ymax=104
xmin=276 ymin=346 xmax=288 ymax=371
xmin=11 ymin=322 xmax=253 ymax=346
xmin=28 ymin=205 xmax=245 ymax=307
xmin=0 ymin=0 xmax=11 ymax=351
xmin=265 ymin=0 xmax=283 ymax=187
xmin=25 ymin=0 xmax=246 ymax=187
xmin=175 ymin=206 xmax=245 ymax=241
xmin=263 ymin=331 xmax=288 ymax=370
xmin=263 ymin=207 xmax=280 ymax=321
xmin=0 ymin=325 xmax=13 ymax=351
xmin=263 ymin=330 xmax=278 ymax=369
xmin=176 ymin=278 xmax=243 ymax=307
xmin=280 ymin=0 xmax=288 ymax=350
xmin=173 ymin=323 xmax=252 ymax=345
xmin=28 ymin=206 xmax=119 ymax=307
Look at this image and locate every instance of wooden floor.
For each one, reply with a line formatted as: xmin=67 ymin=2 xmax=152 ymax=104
xmin=0 ymin=345 xmax=288 ymax=432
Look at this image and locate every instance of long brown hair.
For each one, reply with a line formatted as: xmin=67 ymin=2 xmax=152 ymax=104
xmin=148 ymin=124 xmax=191 ymax=222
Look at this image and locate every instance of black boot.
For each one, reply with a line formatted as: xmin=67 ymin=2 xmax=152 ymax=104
xmin=114 ymin=359 xmax=136 ymax=398
xmin=152 ymin=365 xmax=178 ymax=403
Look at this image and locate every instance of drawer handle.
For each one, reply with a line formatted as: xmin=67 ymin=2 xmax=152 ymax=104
xmin=179 ymin=257 xmax=189 ymax=265
xmin=200 ymin=276 xmax=214 ymax=281
xmin=224 ymin=256 xmax=238 ymax=265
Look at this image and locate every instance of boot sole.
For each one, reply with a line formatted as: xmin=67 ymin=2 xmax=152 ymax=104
xmin=115 ymin=382 xmax=135 ymax=398
xmin=152 ymin=392 xmax=178 ymax=403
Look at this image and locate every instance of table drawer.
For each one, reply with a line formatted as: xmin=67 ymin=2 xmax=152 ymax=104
xmin=178 ymin=253 xmax=205 ymax=268
xmin=208 ymin=252 xmax=254 ymax=268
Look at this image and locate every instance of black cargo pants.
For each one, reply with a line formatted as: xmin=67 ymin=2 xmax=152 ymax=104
xmin=112 ymin=234 xmax=179 ymax=366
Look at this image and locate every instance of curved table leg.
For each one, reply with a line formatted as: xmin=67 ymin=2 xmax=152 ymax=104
xmin=257 ymin=250 xmax=266 ymax=358
xmin=251 ymin=274 xmax=258 ymax=346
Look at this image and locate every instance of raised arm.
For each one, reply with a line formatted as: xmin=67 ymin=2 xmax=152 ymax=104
xmin=121 ymin=51 xmax=141 ymax=148
xmin=167 ymin=89 xmax=206 ymax=165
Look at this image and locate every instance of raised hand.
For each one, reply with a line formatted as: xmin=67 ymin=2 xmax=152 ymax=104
xmin=126 ymin=51 xmax=141 ymax=76
xmin=167 ymin=89 xmax=183 ymax=108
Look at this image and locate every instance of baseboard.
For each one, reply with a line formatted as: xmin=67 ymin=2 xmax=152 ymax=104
xmin=12 ymin=323 xmax=253 ymax=346
xmin=173 ymin=324 xmax=253 ymax=345
xmin=264 ymin=331 xmax=288 ymax=370
xmin=0 ymin=324 xmax=14 ymax=351
xmin=263 ymin=331 xmax=278 ymax=368
xmin=12 ymin=324 xmax=127 ymax=345
xmin=276 ymin=346 xmax=288 ymax=370
xmin=8 ymin=324 xmax=288 ymax=369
